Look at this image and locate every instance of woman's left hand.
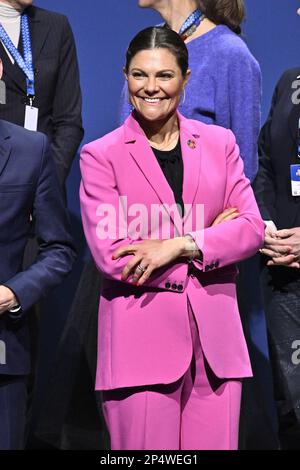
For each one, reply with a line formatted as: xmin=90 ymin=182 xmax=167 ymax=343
xmin=112 ymin=238 xmax=184 ymax=286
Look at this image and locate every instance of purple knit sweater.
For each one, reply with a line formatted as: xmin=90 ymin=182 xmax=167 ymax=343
xmin=119 ymin=25 xmax=262 ymax=182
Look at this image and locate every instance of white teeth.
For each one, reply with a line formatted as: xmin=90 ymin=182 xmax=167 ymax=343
xmin=144 ymin=98 xmax=161 ymax=103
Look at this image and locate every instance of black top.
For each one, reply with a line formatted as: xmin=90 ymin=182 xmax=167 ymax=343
xmin=152 ymin=139 xmax=184 ymax=217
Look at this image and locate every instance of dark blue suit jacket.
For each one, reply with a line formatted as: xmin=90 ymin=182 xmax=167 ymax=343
xmin=0 ymin=120 xmax=76 ymax=375
xmin=0 ymin=6 xmax=84 ymax=186
xmin=254 ymin=67 xmax=300 ymax=230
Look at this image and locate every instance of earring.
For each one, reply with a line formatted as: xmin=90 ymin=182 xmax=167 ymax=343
xmin=127 ymin=90 xmax=134 ymax=112
xmin=127 ymin=99 xmax=135 ymax=113
xmin=180 ymin=88 xmax=186 ymax=106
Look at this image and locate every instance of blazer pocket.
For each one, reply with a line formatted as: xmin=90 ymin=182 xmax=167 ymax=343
xmin=0 ymin=184 xmax=33 ymax=193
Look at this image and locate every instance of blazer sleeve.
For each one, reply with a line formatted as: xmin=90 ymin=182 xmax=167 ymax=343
xmin=253 ymin=75 xmax=283 ymax=223
xmin=50 ymin=16 xmax=84 ymax=185
xmin=4 ymin=134 xmax=77 ymax=313
xmin=189 ymin=130 xmax=265 ymax=272
xmin=80 ymin=144 xmax=188 ymax=291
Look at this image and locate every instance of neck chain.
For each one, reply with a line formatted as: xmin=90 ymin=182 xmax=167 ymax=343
xmin=178 ymin=9 xmax=204 ymax=41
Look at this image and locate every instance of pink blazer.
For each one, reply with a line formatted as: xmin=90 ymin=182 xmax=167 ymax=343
xmin=80 ymin=113 xmax=265 ymax=391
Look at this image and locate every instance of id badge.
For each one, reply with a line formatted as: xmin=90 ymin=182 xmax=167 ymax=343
xmin=0 ymin=79 xmax=6 ymax=104
xmin=24 ymin=105 xmax=39 ymax=131
xmin=290 ymin=164 xmax=300 ymax=196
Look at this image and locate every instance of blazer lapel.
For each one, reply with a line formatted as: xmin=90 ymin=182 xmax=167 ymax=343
xmin=27 ymin=7 xmax=51 ymax=63
xmin=124 ymin=113 xmax=202 ymax=234
xmin=124 ymin=114 xmax=182 ymax=234
xmin=0 ymin=123 xmax=11 ymax=177
xmin=179 ymin=113 xmax=202 ymax=225
xmin=288 ymin=101 xmax=300 ymax=149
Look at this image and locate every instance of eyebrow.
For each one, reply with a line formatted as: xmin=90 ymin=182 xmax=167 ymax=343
xmin=130 ymin=68 xmax=175 ymax=74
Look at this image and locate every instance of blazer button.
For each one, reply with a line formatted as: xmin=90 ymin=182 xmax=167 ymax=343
xmin=172 ymin=283 xmax=178 ymax=291
xmin=177 ymin=284 xmax=183 ymax=291
xmin=165 ymin=282 xmax=171 ymax=289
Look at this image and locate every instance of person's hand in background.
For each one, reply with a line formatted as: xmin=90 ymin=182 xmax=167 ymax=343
xmin=0 ymin=286 xmax=18 ymax=315
xmin=261 ymin=227 xmax=300 ymax=269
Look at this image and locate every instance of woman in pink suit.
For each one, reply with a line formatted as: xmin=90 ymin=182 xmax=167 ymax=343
xmin=80 ymin=26 xmax=264 ymax=450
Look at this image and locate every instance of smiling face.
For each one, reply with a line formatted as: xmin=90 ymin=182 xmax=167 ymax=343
xmin=125 ymin=47 xmax=190 ymax=124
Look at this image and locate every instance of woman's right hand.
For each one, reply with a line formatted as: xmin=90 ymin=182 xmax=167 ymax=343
xmin=211 ymin=208 xmax=239 ymax=226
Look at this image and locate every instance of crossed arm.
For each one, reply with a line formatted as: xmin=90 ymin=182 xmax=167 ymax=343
xmin=113 ymin=209 xmax=239 ymax=286
xmin=80 ymin=131 xmax=263 ymax=289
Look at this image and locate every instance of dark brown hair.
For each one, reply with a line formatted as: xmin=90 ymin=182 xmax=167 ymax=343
xmin=198 ymin=0 xmax=245 ymax=34
xmin=125 ymin=26 xmax=189 ymax=76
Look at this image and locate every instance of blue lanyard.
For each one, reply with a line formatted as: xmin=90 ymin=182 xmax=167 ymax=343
xmin=179 ymin=9 xmax=203 ymax=37
xmin=0 ymin=14 xmax=35 ymax=98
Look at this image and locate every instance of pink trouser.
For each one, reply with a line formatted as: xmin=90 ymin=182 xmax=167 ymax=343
xmin=102 ymin=302 xmax=242 ymax=450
